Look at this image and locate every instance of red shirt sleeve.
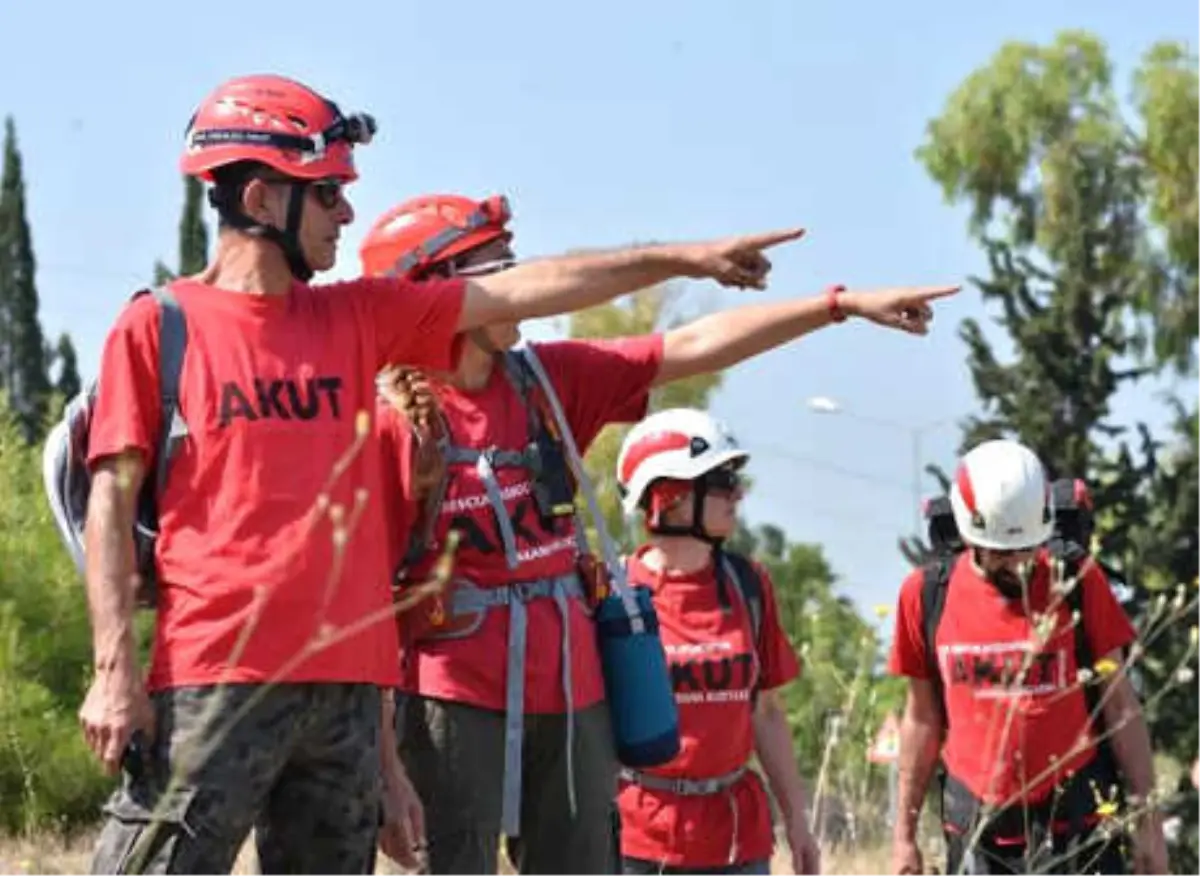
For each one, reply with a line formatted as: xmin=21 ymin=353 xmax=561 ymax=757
xmin=529 ymin=335 xmax=664 ymax=452
xmin=888 ymin=568 xmax=931 ymax=679
xmin=334 ymin=277 xmax=466 ymax=372
xmin=1079 ymin=562 xmax=1137 ymax=660
xmin=751 ymin=560 xmax=801 ymax=691
xmin=87 ymin=293 xmax=163 ymax=470
xmin=375 ymin=399 xmax=419 ymax=575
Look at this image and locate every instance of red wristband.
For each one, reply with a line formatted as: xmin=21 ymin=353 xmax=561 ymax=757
xmin=826 ymin=284 xmax=848 ymax=323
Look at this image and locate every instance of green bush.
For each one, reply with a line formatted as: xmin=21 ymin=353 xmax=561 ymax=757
xmin=0 ymin=393 xmax=114 ymax=835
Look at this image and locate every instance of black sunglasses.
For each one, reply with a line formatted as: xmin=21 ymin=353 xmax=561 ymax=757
xmin=308 ymin=179 xmax=345 ymax=210
xmin=701 ymin=465 xmax=743 ymax=493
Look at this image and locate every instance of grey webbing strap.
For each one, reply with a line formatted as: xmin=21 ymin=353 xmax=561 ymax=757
xmin=499 ymin=578 xmax=579 ymax=835
xmin=438 ymin=443 xmax=533 ymax=571
xmin=517 ymin=347 xmax=643 ymax=627
xmin=442 ymin=444 xmax=530 ymax=467
xmin=475 ymin=451 xmax=520 ymax=570
xmin=152 ymin=288 xmax=188 ymax=497
xmin=619 ymin=764 xmax=749 ymax=796
xmin=444 ymin=574 xmax=584 ymax=838
xmin=622 ymin=764 xmax=749 ymax=864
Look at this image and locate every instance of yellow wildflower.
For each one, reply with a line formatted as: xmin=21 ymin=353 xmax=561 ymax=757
xmin=1094 ymin=658 xmax=1119 ymax=678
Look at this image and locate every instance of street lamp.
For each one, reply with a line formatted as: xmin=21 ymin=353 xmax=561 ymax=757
xmin=805 ymin=396 xmax=958 ymax=536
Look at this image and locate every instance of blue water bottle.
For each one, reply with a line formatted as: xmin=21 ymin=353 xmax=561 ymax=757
xmin=516 ymin=346 xmax=681 ymax=766
xmin=595 ymin=583 xmax=681 ymax=767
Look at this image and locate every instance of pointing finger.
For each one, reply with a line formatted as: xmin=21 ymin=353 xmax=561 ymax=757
xmin=736 ymin=227 xmax=807 ymax=251
xmin=906 ymin=284 xmax=961 ymax=302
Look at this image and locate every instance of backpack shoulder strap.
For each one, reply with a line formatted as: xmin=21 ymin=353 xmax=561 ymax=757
xmin=720 ymin=550 xmax=764 ymax=646
xmin=511 ymin=345 xmax=592 ymax=556
xmin=501 ymin=347 xmax=542 ymax=435
xmin=148 ymin=287 xmax=189 ymax=496
xmin=921 ymin=555 xmax=954 ymax=726
xmin=1054 ymin=545 xmax=1103 ymax=725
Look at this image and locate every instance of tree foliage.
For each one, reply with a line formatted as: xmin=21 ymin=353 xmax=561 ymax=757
xmin=914 ymin=30 xmax=1198 ymax=867
xmin=567 ymin=287 xmax=901 ymax=824
xmin=0 ymin=117 xmax=50 ymax=438
xmin=0 ymin=394 xmax=113 ymax=833
xmin=152 ymin=175 xmax=210 ymax=284
xmin=49 ymin=333 xmax=81 ymax=402
xmin=568 ymin=283 xmax=722 ymax=550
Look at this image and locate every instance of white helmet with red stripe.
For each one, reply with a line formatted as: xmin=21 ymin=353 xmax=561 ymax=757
xmin=950 ymin=439 xmax=1053 ymax=550
xmin=617 ymin=408 xmax=748 ymax=515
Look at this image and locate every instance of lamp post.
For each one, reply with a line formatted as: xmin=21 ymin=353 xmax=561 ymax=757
xmin=805 ymin=396 xmax=957 ymax=537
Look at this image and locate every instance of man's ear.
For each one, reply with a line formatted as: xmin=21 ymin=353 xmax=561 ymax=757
xmin=240 ymin=177 xmax=278 ymax=227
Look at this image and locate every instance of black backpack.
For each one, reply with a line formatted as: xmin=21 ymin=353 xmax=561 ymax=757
xmin=919 ymin=479 xmax=1126 ymax=824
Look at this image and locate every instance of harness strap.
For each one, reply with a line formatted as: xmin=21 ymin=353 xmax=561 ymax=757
xmin=621 ymin=765 xmax=750 ymax=863
xmin=444 ymin=573 xmax=585 ymax=838
xmin=619 ymin=764 xmax=748 ymax=796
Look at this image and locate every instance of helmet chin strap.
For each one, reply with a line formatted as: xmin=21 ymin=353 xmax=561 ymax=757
xmin=210 ymin=181 xmax=314 ymax=282
xmin=646 ymin=479 xmax=725 ymax=546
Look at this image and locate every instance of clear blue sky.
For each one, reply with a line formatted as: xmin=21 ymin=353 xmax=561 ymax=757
xmin=2 ymin=0 xmax=1194 ymax=625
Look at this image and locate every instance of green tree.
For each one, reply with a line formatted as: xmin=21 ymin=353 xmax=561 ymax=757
xmin=916 ymin=30 xmax=1198 ymax=867
xmin=0 ymin=117 xmax=50 ymax=439
xmin=50 ymin=333 xmax=81 ymax=402
xmin=0 ymin=393 xmax=113 ymax=833
xmin=567 ymin=282 xmax=722 ymax=549
xmin=565 ymin=287 xmax=898 ymax=824
xmin=179 ymin=176 xmax=209 ymax=276
xmin=152 ymin=175 xmax=210 ymax=283
xmin=736 ymin=521 xmax=902 ymax=838
xmin=1131 ymin=42 xmax=1198 ymax=374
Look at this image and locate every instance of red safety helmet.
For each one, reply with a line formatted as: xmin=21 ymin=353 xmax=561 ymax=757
xmin=181 ymin=74 xmax=375 ymax=183
xmin=359 ymin=194 xmax=512 ymax=279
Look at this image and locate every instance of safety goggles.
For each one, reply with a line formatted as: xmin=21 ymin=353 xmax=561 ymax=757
xmin=449 ymin=256 xmax=517 ymax=278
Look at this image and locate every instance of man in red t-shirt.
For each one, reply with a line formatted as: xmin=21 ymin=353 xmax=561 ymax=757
xmin=79 ymin=76 xmax=835 ymax=875
xmin=613 ymin=408 xmax=817 ymax=875
xmin=887 ymin=439 xmax=1167 ymax=875
xmin=358 ymin=194 xmax=960 ymax=873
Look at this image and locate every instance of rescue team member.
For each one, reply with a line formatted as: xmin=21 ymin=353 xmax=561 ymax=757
xmin=358 ymin=193 xmax=960 ymax=874
xmin=613 ymin=409 xmax=819 ymax=875
xmin=887 ymin=439 xmax=1168 ymax=875
xmin=79 ymin=74 xmax=819 ymax=875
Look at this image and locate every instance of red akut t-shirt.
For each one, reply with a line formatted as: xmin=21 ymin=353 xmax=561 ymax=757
xmin=376 ymin=335 xmax=664 ymax=714
xmin=616 ymin=546 xmax=801 ymax=868
xmin=87 ymin=276 xmax=465 ymax=691
xmin=888 ymin=550 xmax=1136 ymax=805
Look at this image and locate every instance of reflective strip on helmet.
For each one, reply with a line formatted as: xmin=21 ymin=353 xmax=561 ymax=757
xmin=186 ymin=111 xmax=375 ymax=158
xmin=391 ymin=196 xmax=512 ymax=276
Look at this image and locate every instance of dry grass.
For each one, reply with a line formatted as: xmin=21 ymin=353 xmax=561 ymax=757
xmin=0 ymin=829 xmax=894 ymax=874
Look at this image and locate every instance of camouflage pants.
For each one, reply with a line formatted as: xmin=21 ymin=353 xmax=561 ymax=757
xmin=90 ymin=683 xmax=382 ymax=875
xmin=398 ymin=695 xmax=620 ymax=875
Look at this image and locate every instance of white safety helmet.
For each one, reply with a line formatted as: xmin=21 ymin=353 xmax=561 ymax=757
xmin=616 ymin=408 xmax=749 ymax=515
xmin=950 ymin=439 xmax=1053 ymax=551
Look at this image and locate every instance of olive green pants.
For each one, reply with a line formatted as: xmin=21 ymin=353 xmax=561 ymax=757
xmin=398 ymin=695 xmax=620 ymax=874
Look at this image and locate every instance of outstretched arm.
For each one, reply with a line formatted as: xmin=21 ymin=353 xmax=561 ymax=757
xmin=654 ymin=284 xmax=960 ymax=386
xmin=455 ymin=229 xmax=805 ymax=332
